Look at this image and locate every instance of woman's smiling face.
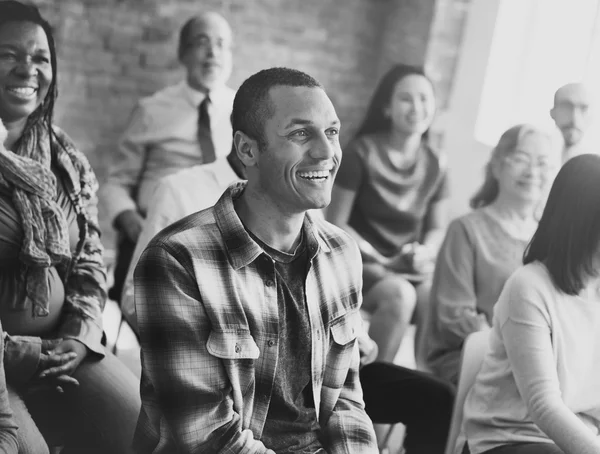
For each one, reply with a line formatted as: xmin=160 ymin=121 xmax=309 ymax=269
xmin=0 ymin=21 xmax=52 ymax=124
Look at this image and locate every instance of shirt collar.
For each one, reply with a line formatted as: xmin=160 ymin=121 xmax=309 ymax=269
xmin=214 ymin=182 xmax=331 ymax=270
xmin=180 ymin=79 xmax=227 ymax=108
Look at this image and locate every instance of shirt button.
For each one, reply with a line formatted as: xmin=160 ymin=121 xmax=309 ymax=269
xmin=234 ymin=343 xmax=241 ymax=353
xmin=266 ymin=279 xmax=274 ymax=287
xmin=268 ymin=340 xmax=276 ymax=347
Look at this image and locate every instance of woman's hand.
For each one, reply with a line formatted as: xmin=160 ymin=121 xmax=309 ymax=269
xmin=410 ymin=243 xmax=436 ymax=274
xmin=385 ymin=242 xmax=436 ymax=275
xmin=38 ymin=339 xmax=88 ymax=381
xmin=26 ymin=339 xmax=80 ymax=394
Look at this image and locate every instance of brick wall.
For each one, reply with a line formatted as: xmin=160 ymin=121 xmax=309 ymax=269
xmin=425 ymin=0 xmax=472 ymax=151
xmin=426 ymin=0 xmax=471 ymax=111
xmin=12 ymin=0 xmax=467 ymax=249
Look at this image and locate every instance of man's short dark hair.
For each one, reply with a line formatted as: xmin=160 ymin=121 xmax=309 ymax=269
xmin=524 ymin=154 xmax=600 ymax=295
xmin=231 ymin=67 xmax=323 ymax=149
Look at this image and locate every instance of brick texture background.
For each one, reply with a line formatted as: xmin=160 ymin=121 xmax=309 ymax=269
xmin=10 ymin=0 xmax=469 ymax=249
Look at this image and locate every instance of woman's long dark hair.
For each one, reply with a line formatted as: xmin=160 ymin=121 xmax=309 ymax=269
xmin=0 ymin=1 xmax=59 ymax=151
xmin=354 ymin=64 xmax=434 ymax=140
xmin=524 ymin=154 xmax=600 ymax=295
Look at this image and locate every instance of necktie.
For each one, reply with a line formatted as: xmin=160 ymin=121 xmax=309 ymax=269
xmin=198 ymin=95 xmax=216 ymax=164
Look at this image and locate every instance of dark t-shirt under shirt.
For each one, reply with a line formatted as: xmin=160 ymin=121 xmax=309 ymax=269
xmin=246 ymin=229 xmax=323 ymax=453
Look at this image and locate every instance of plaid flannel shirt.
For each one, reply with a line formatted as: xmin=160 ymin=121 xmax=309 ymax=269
xmin=133 ymin=182 xmax=377 ymax=454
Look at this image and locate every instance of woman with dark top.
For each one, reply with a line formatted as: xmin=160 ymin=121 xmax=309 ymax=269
xmin=327 ymin=63 xmax=449 ymax=363
xmin=0 ymin=2 xmax=140 ymax=453
xmin=328 ymin=64 xmax=454 ymax=453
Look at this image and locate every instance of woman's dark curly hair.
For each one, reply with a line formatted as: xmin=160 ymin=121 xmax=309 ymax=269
xmin=0 ymin=1 xmax=58 ymax=149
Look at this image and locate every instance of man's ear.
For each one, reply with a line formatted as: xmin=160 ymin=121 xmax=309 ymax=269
xmin=550 ymin=107 xmax=556 ymax=122
xmin=234 ymin=131 xmax=259 ymax=167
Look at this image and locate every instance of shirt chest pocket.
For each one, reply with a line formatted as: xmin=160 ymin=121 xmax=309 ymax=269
xmin=330 ymin=310 xmax=361 ymax=346
xmin=206 ymin=330 xmax=260 ymax=396
xmin=324 ymin=311 xmax=362 ymax=389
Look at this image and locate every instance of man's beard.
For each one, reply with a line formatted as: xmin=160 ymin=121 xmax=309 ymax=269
xmin=562 ymin=126 xmax=583 ymax=147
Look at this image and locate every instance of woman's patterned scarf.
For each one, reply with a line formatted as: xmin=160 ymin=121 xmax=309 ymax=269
xmin=0 ymin=123 xmax=97 ymax=317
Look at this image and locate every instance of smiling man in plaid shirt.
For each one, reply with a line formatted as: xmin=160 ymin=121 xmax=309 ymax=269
xmin=133 ymin=67 xmax=378 ymax=453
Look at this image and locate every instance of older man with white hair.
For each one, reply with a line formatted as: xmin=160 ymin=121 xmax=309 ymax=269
xmin=101 ymin=12 xmax=236 ymax=302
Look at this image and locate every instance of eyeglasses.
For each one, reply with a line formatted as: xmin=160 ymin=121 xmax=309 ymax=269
xmin=504 ymin=154 xmax=551 ymax=171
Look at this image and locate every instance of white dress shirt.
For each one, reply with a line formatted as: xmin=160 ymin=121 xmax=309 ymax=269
xmin=101 ymin=81 xmax=235 ymax=225
xmin=121 ymin=159 xmax=241 ymax=330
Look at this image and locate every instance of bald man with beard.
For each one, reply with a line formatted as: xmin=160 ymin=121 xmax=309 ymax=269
xmin=550 ymin=83 xmax=594 ymax=164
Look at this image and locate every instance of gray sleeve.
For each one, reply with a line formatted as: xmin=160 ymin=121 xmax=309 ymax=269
xmin=501 ymin=276 xmax=600 ymax=454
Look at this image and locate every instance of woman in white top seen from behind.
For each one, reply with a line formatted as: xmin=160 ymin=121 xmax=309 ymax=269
xmin=463 ymin=153 xmax=600 ymax=454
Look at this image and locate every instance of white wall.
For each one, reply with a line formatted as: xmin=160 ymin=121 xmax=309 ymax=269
xmin=436 ymin=0 xmax=502 ymax=219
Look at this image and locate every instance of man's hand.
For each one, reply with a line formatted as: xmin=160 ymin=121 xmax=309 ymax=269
xmin=116 ymin=209 xmax=144 ymax=243
xmin=38 ymin=339 xmax=88 ymax=380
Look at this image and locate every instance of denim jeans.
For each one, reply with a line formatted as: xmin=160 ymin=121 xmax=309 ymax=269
xmin=8 ymin=349 xmax=141 ymax=454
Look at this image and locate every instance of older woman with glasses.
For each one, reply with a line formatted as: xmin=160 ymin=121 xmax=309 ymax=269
xmin=426 ymin=124 xmax=556 ymax=384
xmin=463 ymin=154 xmax=600 ymax=454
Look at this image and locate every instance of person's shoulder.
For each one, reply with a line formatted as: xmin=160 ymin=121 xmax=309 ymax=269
xmin=423 ymin=142 xmax=448 ymax=170
xmin=147 ymin=206 xmax=221 ymax=256
xmin=218 ymin=85 xmax=236 ymax=103
xmin=505 ymin=262 xmax=553 ymax=296
xmin=310 ymin=214 xmax=359 ymax=253
xmin=51 ymin=124 xmax=76 ymax=146
xmin=443 ymin=212 xmax=475 ymax=240
xmin=343 ymin=134 xmax=384 ymax=166
xmin=351 ymin=133 xmax=385 ymax=151
xmin=158 ymin=160 xmax=237 ymax=199
xmin=160 ymin=163 xmax=218 ymax=190
xmin=137 ymin=82 xmax=185 ymax=111
xmin=495 ymin=262 xmax=558 ymax=323
xmin=452 ymin=209 xmax=492 ymax=233
xmin=51 ymin=125 xmax=95 ymax=176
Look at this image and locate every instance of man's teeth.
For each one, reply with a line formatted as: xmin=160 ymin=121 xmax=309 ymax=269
xmin=8 ymin=87 xmax=36 ymax=96
xmin=298 ymin=170 xmax=330 ymax=179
